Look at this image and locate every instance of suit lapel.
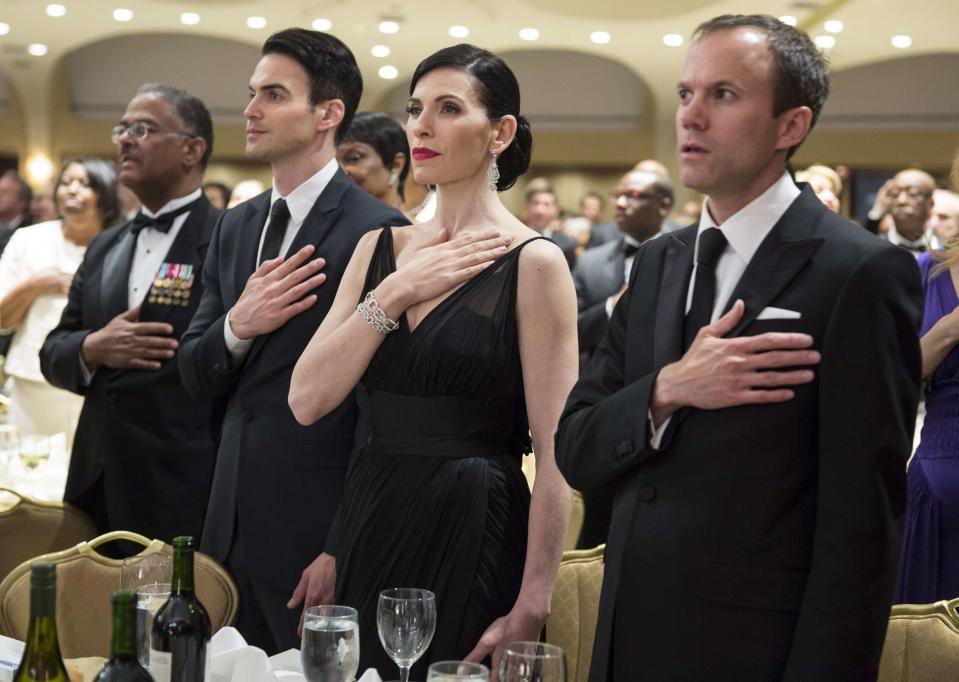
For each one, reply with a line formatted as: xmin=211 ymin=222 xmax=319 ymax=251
xmin=653 ymin=229 xmax=695 ymax=368
xmin=100 ymin=226 xmax=136 ymax=321
xmin=234 ymin=193 xmax=271 ymax=293
xmin=606 ymin=237 xmax=627 ymax=292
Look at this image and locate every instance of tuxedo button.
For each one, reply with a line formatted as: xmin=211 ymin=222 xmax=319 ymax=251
xmin=639 ymin=485 xmax=656 ymax=502
xmin=243 ymin=410 xmax=255 ymax=423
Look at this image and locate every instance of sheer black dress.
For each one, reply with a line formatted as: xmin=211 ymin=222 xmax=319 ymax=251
xmin=331 ymin=227 xmax=545 ymax=676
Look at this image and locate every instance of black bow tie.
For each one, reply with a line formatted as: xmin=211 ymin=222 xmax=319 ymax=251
xmin=623 ymin=241 xmax=640 ymax=258
xmin=899 ymin=242 xmax=926 ymax=254
xmin=130 ymin=199 xmax=199 ymax=235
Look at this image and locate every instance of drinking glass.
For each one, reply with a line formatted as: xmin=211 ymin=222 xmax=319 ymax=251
xmin=499 ymin=642 xmax=567 ymax=682
xmin=301 ymin=605 xmax=360 ymax=682
xmin=121 ymin=553 xmax=172 ymax=668
xmin=18 ymin=434 xmax=48 ymax=470
xmin=377 ymin=588 xmax=437 ymax=682
xmin=427 ymin=661 xmax=489 ymax=681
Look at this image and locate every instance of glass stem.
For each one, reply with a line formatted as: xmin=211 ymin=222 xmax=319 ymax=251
xmin=399 ymin=664 xmax=411 ymax=682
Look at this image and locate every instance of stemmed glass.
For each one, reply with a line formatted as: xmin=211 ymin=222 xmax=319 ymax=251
xmin=121 ymin=553 xmax=172 ymax=669
xmin=377 ymin=588 xmax=437 ymax=682
xmin=301 ymin=605 xmax=360 ymax=682
xmin=427 ymin=661 xmax=489 ymax=681
xmin=499 ymin=642 xmax=566 ymax=682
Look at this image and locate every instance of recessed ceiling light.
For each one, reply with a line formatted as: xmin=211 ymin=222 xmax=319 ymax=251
xmin=27 ymin=43 xmax=48 ymax=56
xmin=778 ymin=15 xmax=797 ymax=26
xmin=663 ymin=34 xmax=684 ymax=47
xmin=590 ymin=31 xmax=611 ymax=45
xmin=379 ymin=20 xmax=399 ymax=34
xmin=518 ymin=28 xmax=539 ymax=41
xmin=891 ymin=35 xmax=912 ymax=48
xmin=378 ymin=65 xmax=399 ymax=80
xmin=46 ymin=4 xmax=66 ymax=18
xmin=814 ymin=35 xmax=836 ymax=49
xmin=449 ymin=25 xmax=469 ymax=39
xmin=180 ymin=12 xmax=200 ymax=26
xmin=824 ymin=20 xmax=844 ymax=33
xmin=371 ymin=45 xmax=390 ymax=58
xmin=113 ymin=8 xmax=133 ymax=22
xmin=312 ymin=18 xmax=332 ymax=31
xmin=0 ymin=23 xmax=10 ymax=36
xmin=246 ymin=16 xmax=267 ymax=30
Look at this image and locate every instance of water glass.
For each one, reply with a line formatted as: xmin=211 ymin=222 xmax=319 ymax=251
xmin=377 ymin=588 xmax=437 ymax=682
xmin=121 ymin=553 xmax=172 ymax=668
xmin=427 ymin=661 xmax=489 ymax=681
xmin=19 ymin=434 xmax=48 ymax=471
xmin=135 ymin=583 xmax=171 ymax=668
xmin=301 ymin=605 xmax=360 ymax=682
xmin=499 ymin=642 xmax=567 ymax=682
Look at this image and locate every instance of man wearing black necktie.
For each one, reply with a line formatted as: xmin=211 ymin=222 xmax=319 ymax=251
xmin=178 ymin=29 xmax=408 ymax=652
xmin=41 ymin=84 xmax=222 ymax=548
xmin=556 ymin=15 xmax=922 ymax=681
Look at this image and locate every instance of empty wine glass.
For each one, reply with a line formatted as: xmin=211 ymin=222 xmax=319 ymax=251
xmin=499 ymin=642 xmax=566 ymax=682
xmin=377 ymin=588 xmax=437 ymax=682
xmin=301 ymin=605 xmax=359 ymax=682
xmin=427 ymin=661 xmax=489 ymax=681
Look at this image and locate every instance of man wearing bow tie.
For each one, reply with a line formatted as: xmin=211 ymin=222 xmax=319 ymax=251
xmin=41 ymin=84 xmax=222 ymax=548
xmin=866 ymin=168 xmax=941 ymax=256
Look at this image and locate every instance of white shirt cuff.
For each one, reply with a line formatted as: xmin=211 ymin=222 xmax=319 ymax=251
xmin=605 ymin=295 xmax=616 ymax=319
xmin=647 ymin=411 xmax=671 ymax=450
xmin=224 ymin=308 xmax=254 ymax=362
xmin=78 ymin=353 xmax=96 ymax=386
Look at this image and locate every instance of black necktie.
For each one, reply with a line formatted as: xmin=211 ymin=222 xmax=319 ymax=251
xmin=130 ymin=199 xmax=198 ymax=235
xmin=259 ymin=198 xmax=290 ymax=266
xmin=623 ymin=241 xmax=640 ymax=258
xmin=683 ymin=228 xmax=728 ymax=349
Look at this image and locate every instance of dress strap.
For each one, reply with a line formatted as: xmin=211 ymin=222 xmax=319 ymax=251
xmin=360 ymin=226 xmax=398 ymax=300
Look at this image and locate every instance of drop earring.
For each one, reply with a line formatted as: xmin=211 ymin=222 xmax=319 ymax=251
xmin=487 ymin=150 xmax=500 ymax=192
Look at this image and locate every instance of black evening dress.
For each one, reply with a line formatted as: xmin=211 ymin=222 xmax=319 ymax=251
xmin=332 ymin=227 xmax=544 ymax=676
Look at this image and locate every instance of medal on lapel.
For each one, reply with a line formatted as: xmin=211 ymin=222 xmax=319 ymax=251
xmin=146 ymin=262 xmax=195 ymax=306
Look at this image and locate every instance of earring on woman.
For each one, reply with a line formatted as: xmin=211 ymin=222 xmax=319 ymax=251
xmin=487 ymin=150 xmax=500 ymax=192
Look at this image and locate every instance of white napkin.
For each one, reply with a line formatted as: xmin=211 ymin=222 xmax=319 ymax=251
xmin=357 ymin=670 xmax=383 ymax=682
xmin=209 ymin=627 xmax=305 ymax=682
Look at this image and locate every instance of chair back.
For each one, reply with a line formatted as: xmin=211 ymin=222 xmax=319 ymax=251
xmin=878 ymin=598 xmax=959 ymax=680
xmin=0 ymin=530 xmax=239 ymax=658
xmin=545 ymin=545 xmax=605 ymax=682
xmin=0 ymin=487 xmax=97 ymax=583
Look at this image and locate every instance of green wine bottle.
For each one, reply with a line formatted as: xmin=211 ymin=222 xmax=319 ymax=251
xmin=149 ymin=537 xmax=211 ymax=682
xmin=93 ymin=591 xmax=153 ymax=681
xmin=13 ymin=563 xmax=69 ymax=682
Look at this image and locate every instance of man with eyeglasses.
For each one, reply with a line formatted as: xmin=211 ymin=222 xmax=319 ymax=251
xmin=41 ymin=83 xmax=223 ymax=551
xmin=866 ymin=168 xmax=940 ymax=256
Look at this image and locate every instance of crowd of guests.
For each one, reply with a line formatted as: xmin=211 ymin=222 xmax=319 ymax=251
xmin=0 ymin=12 xmax=958 ymax=680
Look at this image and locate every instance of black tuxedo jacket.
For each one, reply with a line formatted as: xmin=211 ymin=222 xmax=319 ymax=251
xmin=585 ymin=221 xmax=619 ymax=250
xmin=555 ymin=187 xmax=923 ymax=681
xmin=177 ymin=169 xmax=408 ymax=590
xmin=545 ymin=229 xmax=578 ymax=270
xmin=573 ymin=236 xmax=626 ymax=368
xmin=40 ymin=195 xmax=222 ymax=542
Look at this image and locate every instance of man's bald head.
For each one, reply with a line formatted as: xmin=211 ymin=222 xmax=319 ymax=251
xmin=889 ymin=168 xmax=936 ymax=236
xmin=633 ymin=159 xmax=671 ymax=180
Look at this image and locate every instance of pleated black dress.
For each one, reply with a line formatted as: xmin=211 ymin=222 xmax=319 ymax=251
xmin=332 ymin=227 xmax=542 ymax=676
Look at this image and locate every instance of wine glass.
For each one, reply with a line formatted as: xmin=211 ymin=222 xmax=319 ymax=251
xmin=427 ymin=661 xmax=489 ymax=681
xmin=301 ymin=605 xmax=360 ymax=682
xmin=19 ymin=434 xmax=50 ymax=471
xmin=377 ymin=588 xmax=437 ymax=682
xmin=121 ymin=554 xmax=172 ymax=668
xmin=0 ymin=423 xmax=18 ymax=470
xmin=499 ymin=642 xmax=566 ymax=682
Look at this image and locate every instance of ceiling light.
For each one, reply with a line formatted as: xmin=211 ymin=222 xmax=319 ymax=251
xmin=824 ymin=20 xmax=844 ymax=33
xmin=379 ymin=20 xmax=399 ymax=34
xmin=371 ymin=45 xmax=390 ymax=58
xmin=113 ymin=8 xmax=133 ymax=22
xmin=891 ymin=35 xmax=912 ymax=48
xmin=180 ymin=12 xmax=200 ymax=26
xmin=312 ymin=18 xmax=332 ymax=31
xmin=378 ymin=65 xmax=399 ymax=80
xmin=778 ymin=15 xmax=797 ymax=26
xmin=814 ymin=35 xmax=836 ymax=49
xmin=449 ymin=25 xmax=469 ymax=39
xmin=663 ymin=34 xmax=684 ymax=47
xmin=518 ymin=28 xmax=539 ymax=41
xmin=590 ymin=31 xmax=611 ymax=45
xmin=46 ymin=4 xmax=66 ymax=17
xmin=246 ymin=16 xmax=267 ymax=30
xmin=0 ymin=23 xmax=9 ymax=36
xmin=26 ymin=154 xmax=54 ymax=185
xmin=27 ymin=43 xmax=48 ymax=56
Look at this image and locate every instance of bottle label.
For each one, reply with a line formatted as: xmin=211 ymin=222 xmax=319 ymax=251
xmin=149 ymin=648 xmax=172 ymax=682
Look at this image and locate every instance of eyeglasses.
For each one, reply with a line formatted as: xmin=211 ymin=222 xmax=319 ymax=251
xmin=110 ymin=122 xmax=194 ymax=144
xmin=610 ymin=190 xmax=658 ymax=202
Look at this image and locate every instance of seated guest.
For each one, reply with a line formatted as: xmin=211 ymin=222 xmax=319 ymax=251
xmin=795 ymin=164 xmax=842 ymax=212
xmin=525 ymin=185 xmax=577 ymax=269
xmin=927 ymin=189 xmax=959 ymax=243
xmin=337 ymin=111 xmax=410 ymax=215
xmin=0 ymin=158 xmax=120 ymax=445
xmin=0 ymin=170 xmax=33 ymax=254
xmin=867 ymin=169 xmax=939 ymax=254
xmin=203 ymin=181 xmax=232 ymax=210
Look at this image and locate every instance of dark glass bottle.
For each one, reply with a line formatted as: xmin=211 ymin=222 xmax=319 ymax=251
xmin=93 ymin=591 xmax=153 ymax=681
xmin=149 ymin=537 xmax=211 ymax=682
xmin=14 ymin=562 xmax=69 ymax=682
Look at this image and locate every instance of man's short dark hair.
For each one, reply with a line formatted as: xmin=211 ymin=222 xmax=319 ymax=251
xmin=525 ymin=187 xmax=557 ymax=204
xmin=138 ymin=83 xmax=214 ymax=169
xmin=694 ymin=14 xmax=830 ymax=160
xmin=581 ymin=191 xmax=605 ymax=209
xmin=262 ymin=28 xmax=363 ymax=146
xmin=1 ymin=170 xmax=32 ymax=207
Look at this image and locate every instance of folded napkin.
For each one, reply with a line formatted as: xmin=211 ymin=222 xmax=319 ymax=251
xmin=210 ymin=627 xmax=304 ymax=682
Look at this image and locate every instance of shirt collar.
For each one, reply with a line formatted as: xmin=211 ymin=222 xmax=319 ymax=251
xmin=887 ymin=222 xmax=930 ymax=249
xmin=697 ymin=171 xmax=800 ymax=263
xmin=623 ymin=234 xmax=642 ymax=248
xmin=270 ymin=158 xmax=339 ymax=225
xmin=141 ymin=187 xmax=202 ymax=218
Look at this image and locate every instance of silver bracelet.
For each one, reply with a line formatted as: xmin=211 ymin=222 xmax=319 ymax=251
xmin=357 ymin=290 xmax=399 ymax=335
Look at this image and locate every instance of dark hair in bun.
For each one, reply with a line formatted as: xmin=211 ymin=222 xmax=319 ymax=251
xmin=410 ymin=44 xmax=532 ymax=191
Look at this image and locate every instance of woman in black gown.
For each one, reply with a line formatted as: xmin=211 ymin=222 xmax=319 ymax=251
xmin=289 ymin=45 xmax=576 ymax=677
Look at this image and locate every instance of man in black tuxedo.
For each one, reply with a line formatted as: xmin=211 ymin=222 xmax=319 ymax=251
xmin=571 ymin=169 xmax=671 ymax=549
xmin=0 ymin=170 xmax=33 ymax=254
xmin=178 ymin=28 xmax=407 ymax=653
xmin=525 ymin=186 xmax=578 ymax=269
xmin=555 ymin=15 xmax=923 ymax=681
xmin=41 ymin=84 xmax=222 ymax=546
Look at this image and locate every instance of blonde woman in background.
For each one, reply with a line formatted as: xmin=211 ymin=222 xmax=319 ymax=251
xmin=796 ymin=164 xmax=842 ymax=212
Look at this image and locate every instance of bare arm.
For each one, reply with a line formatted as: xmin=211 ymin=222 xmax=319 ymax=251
xmin=919 ymin=305 xmax=959 ymax=379
xmin=0 ymin=272 xmax=71 ymax=332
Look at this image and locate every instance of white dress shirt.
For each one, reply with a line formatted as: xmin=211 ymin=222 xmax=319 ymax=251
xmin=884 ymin=222 xmax=942 ymax=256
xmin=223 ymin=158 xmax=339 ymax=360
xmin=604 ymin=234 xmax=649 ymax=319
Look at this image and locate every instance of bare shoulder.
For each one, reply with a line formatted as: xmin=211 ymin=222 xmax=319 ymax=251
xmin=516 ymin=235 xmax=571 ymax=279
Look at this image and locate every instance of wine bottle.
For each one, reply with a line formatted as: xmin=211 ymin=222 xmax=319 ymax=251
xmin=14 ymin=562 xmax=69 ymax=682
xmin=93 ymin=591 xmax=153 ymax=681
xmin=149 ymin=537 xmax=211 ymax=682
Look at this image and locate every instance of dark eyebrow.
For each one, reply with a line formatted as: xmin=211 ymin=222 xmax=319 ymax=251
xmin=434 ymin=94 xmax=465 ymax=104
xmin=250 ymin=83 xmax=292 ymax=95
xmin=677 ymin=79 xmax=741 ymax=90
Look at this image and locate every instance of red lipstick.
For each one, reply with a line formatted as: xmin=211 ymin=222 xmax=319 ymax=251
xmin=411 ymin=147 xmax=440 ymax=161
